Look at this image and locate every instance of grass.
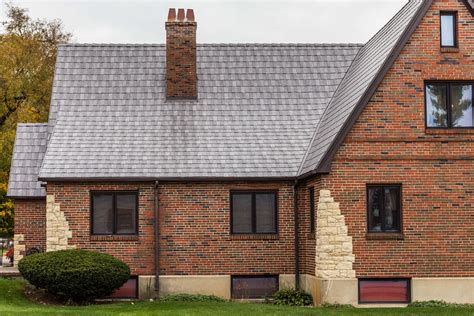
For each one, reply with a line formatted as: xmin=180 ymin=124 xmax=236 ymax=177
xmin=0 ymin=278 xmax=473 ymax=316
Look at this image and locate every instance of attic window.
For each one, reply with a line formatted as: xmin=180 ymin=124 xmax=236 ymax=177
xmin=440 ymin=12 xmax=457 ymax=48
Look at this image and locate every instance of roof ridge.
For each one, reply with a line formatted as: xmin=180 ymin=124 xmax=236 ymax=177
xmin=59 ymin=43 xmax=364 ymax=48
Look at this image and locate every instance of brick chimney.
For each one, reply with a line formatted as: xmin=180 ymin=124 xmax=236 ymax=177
xmin=166 ymin=8 xmax=197 ymax=99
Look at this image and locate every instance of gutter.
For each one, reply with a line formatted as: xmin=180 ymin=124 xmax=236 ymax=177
xmin=292 ymin=179 xmax=300 ymax=289
xmin=154 ymin=180 xmax=160 ymax=296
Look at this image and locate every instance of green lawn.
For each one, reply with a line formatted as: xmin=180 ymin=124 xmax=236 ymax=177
xmin=0 ymin=279 xmax=472 ymax=316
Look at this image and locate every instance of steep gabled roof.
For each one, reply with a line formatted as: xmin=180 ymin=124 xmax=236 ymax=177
xmin=299 ymin=0 xmax=430 ymax=176
xmin=38 ymin=44 xmax=360 ymax=180
xmin=7 ymin=124 xmax=48 ymax=198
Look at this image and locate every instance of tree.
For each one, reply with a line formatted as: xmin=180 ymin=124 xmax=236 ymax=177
xmin=0 ymin=4 xmax=71 ymax=237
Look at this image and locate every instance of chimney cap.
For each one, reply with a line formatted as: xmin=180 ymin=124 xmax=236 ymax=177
xmin=167 ymin=8 xmax=195 ymax=22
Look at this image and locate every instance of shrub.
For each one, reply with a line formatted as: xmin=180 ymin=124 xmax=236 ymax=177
xmin=409 ymin=300 xmax=474 ymax=308
xmin=18 ymin=249 xmax=130 ymax=303
xmin=160 ymin=293 xmax=226 ymax=302
xmin=272 ymin=288 xmax=313 ymax=306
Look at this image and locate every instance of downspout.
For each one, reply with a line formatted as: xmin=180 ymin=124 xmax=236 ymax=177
xmin=293 ymin=179 xmax=300 ymax=289
xmin=154 ymin=180 xmax=160 ymax=296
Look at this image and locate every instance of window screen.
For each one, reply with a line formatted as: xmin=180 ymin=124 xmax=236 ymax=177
xmin=367 ymin=185 xmax=401 ymax=233
xmin=231 ymin=191 xmax=277 ymax=234
xmin=91 ymin=192 xmax=138 ymax=235
xmin=231 ymin=275 xmax=279 ymax=299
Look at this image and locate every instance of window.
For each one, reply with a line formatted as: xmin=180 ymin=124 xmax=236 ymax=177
xmin=231 ymin=275 xmax=279 ymax=299
xmin=108 ymin=277 xmax=138 ymax=298
xmin=359 ymin=279 xmax=411 ymax=304
xmin=426 ymin=82 xmax=473 ymax=128
xmin=91 ymin=192 xmax=138 ymax=235
xmin=440 ymin=12 xmax=457 ymax=47
xmin=367 ymin=185 xmax=401 ymax=233
xmin=309 ymin=187 xmax=315 ymax=233
xmin=231 ymin=191 xmax=277 ymax=234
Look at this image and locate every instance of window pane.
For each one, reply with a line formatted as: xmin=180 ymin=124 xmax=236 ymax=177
xmin=384 ymin=187 xmax=400 ymax=232
xmin=451 ymin=85 xmax=473 ymax=127
xmin=232 ymin=276 xmax=278 ymax=299
xmin=426 ymin=84 xmax=448 ymax=127
xmin=255 ymin=193 xmax=276 ymax=233
xmin=92 ymin=194 xmax=113 ymax=234
xmin=359 ymin=279 xmax=410 ymax=303
xmin=232 ymin=194 xmax=252 ymax=233
xmin=441 ymin=14 xmax=455 ymax=47
xmin=368 ymin=187 xmax=383 ymax=232
xmin=116 ymin=194 xmax=137 ymax=234
xmin=309 ymin=187 xmax=315 ymax=233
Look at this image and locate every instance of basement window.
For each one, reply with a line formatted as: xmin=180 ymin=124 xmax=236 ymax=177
xmin=231 ymin=275 xmax=279 ymax=299
xmin=440 ymin=12 xmax=457 ymax=48
xmin=367 ymin=185 xmax=401 ymax=233
xmin=91 ymin=191 xmax=138 ymax=235
xmin=426 ymin=82 xmax=473 ymax=128
xmin=231 ymin=191 xmax=277 ymax=234
xmin=359 ymin=279 xmax=411 ymax=304
xmin=108 ymin=276 xmax=138 ymax=299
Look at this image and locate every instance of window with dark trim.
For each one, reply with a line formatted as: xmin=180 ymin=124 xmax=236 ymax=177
xmin=108 ymin=276 xmax=138 ymax=298
xmin=231 ymin=191 xmax=277 ymax=234
xmin=91 ymin=191 xmax=138 ymax=235
xmin=367 ymin=185 xmax=401 ymax=233
xmin=425 ymin=82 xmax=473 ymax=128
xmin=231 ymin=275 xmax=279 ymax=299
xmin=440 ymin=11 xmax=457 ymax=48
xmin=309 ymin=187 xmax=315 ymax=233
xmin=359 ymin=279 xmax=411 ymax=304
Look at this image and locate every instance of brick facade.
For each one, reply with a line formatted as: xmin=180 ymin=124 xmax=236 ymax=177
xmin=14 ymin=199 xmax=46 ymax=254
xmin=314 ymin=0 xmax=474 ymax=278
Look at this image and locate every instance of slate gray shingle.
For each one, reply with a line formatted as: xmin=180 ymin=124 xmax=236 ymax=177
xmin=7 ymin=124 xmax=48 ymax=197
xmin=38 ymin=44 xmax=361 ymax=180
xmin=299 ymin=0 xmax=425 ymax=175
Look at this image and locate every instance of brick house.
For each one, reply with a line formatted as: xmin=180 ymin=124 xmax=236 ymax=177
xmin=7 ymin=0 xmax=474 ymax=304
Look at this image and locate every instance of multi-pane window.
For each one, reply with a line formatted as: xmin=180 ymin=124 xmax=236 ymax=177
xmin=426 ymin=82 xmax=473 ymax=128
xmin=440 ymin=12 xmax=457 ymax=47
xmin=91 ymin=192 xmax=138 ymax=235
xmin=309 ymin=187 xmax=315 ymax=233
xmin=231 ymin=191 xmax=277 ymax=234
xmin=367 ymin=185 xmax=401 ymax=233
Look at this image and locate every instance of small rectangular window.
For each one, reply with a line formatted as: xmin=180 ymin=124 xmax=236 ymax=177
xmin=309 ymin=187 xmax=315 ymax=233
xmin=367 ymin=185 xmax=401 ymax=233
xmin=91 ymin=192 xmax=138 ymax=235
xmin=231 ymin=191 xmax=277 ymax=234
xmin=426 ymin=82 xmax=473 ymax=128
xmin=108 ymin=277 xmax=138 ymax=298
xmin=231 ymin=275 xmax=279 ymax=299
xmin=359 ymin=279 xmax=411 ymax=304
xmin=440 ymin=12 xmax=457 ymax=47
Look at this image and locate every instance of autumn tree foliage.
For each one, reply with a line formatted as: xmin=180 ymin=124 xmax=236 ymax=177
xmin=0 ymin=4 xmax=71 ymax=237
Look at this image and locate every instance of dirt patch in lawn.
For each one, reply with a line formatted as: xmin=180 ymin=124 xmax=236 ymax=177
xmin=23 ymin=283 xmax=74 ymax=306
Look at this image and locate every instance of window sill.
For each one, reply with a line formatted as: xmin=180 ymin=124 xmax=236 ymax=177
xmin=90 ymin=235 xmax=139 ymax=241
xmin=440 ymin=47 xmax=459 ymax=53
xmin=366 ymin=233 xmax=404 ymax=240
xmin=425 ymin=128 xmax=474 ymax=135
xmin=230 ymin=234 xmax=279 ymax=240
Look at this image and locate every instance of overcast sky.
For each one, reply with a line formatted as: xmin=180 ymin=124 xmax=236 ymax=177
xmin=0 ymin=0 xmax=409 ymax=44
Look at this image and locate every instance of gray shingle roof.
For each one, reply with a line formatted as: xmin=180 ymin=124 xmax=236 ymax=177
xmin=299 ymin=0 xmax=426 ymax=175
xmin=7 ymin=124 xmax=48 ymax=198
xmin=38 ymin=43 xmax=361 ymax=180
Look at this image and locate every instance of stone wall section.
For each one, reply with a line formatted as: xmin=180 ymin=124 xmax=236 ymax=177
xmin=315 ymin=189 xmax=355 ymax=279
xmin=46 ymin=195 xmax=74 ymax=251
xmin=13 ymin=234 xmax=25 ymax=266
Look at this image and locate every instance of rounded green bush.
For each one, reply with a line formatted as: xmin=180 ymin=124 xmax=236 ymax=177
xmin=18 ymin=249 xmax=130 ymax=302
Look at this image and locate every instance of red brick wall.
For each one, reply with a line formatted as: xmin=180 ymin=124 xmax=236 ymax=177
xmin=320 ymin=0 xmax=474 ymax=277
xmin=159 ymin=181 xmax=295 ymax=275
xmin=46 ymin=181 xmax=296 ymax=276
xmin=14 ymin=199 xmax=46 ymax=254
xmin=46 ymin=182 xmax=155 ymax=275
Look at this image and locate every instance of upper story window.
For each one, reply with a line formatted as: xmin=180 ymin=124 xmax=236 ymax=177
xmin=367 ymin=185 xmax=401 ymax=233
xmin=440 ymin=11 xmax=457 ymax=48
xmin=91 ymin=191 xmax=138 ymax=235
xmin=425 ymin=82 xmax=473 ymax=128
xmin=231 ymin=191 xmax=277 ymax=234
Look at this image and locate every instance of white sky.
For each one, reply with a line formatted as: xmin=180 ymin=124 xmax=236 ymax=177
xmin=0 ymin=0 xmax=408 ymax=44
